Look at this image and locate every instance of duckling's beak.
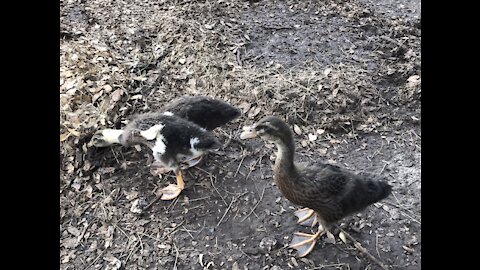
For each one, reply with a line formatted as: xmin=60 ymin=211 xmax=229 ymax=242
xmin=240 ymin=125 xmax=258 ymax=139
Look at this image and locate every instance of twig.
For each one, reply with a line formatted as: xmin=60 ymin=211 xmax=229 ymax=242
xmin=234 ymin=155 xmax=246 ymax=178
xmin=166 ymin=195 xmax=180 ymax=213
xmin=167 ymin=220 xmax=186 ymax=236
xmin=379 ymin=161 xmax=389 ymax=175
xmin=210 ymin=175 xmax=228 ymax=206
xmin=217 ymin=192 xmax=248 ymax=227
xmin=241 ymin=184 xmax=266 ymax=222
xmin=217 ymin=196 xmax=236 ymax=227
xmin=181 ymin=226 xmax=195 ymax=239
xmin=173 ymin=243 xmax=179 ymax=270
xmin=335 ymin=226 xmax=389 ymax=270
xmin=141 ymin=195 xmax=161 ymax=213
xmin=125 ymin=240 xmax=140 ymax=265
xmin=375 ymin=233 xmax=381 ymax=258
xmin=85 ymin=248 xmax=107 ymax=270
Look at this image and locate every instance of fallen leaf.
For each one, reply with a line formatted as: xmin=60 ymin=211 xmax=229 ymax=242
xmin=294 ymin=125 xmax=302 ymax=135
xmin=67 ymin=226 xmax=81 ymax=237
xmin=130 ymin=199 xmax=143 ymax=214
xmin=104 ymin=254 xmax=122 ymax=270
xmin=308 ymin=133 xmax=317 ymax=141
xmin=301 ymin=140 xmax=308 ymax=147
xmin=205 ymin=23 xmax=215 ymax=29
xmin=332 ymin=88 xmax=339 ymax=97
xmin=324 ymin=68 xmax=332 ymax=76
xmin=104 ymin=84 xmax=113 ymax=92
xmin=60 ymin=133 xmax=70 ymax=142
xmin=111 ymin=89 xmax=123 ymax=102
xmin=248 ymin=106 xmax=261 ymax=118
xmin=326 ymin=231 xmax=336 ymax=244
xmin=339 ymin=232 xmax=347 ymax=244
xmin=316 ymin=129 xmax=325 ymax=135
xmin=84 ymin=185 xmax=93 ymax=198
xmin=124 ymin=190 xmax=139 ymax=201
xmin=130 ymin=94 xmax=143 ymax=100
xmin=67 ymin=128 xmax=81 ymax=137
xmin=291 ymin=257 xmax=299 ymax=267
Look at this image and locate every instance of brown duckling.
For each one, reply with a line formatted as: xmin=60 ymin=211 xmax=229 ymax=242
xmin=240 ymin=116 xmax=392 ymax=257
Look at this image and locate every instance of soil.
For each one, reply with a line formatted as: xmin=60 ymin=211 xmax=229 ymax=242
xmin=60 ymin=0 xmax=421 ymax=269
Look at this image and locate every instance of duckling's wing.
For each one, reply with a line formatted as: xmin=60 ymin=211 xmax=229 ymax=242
xmin=306 ymin=164 xmax=392 ymax=219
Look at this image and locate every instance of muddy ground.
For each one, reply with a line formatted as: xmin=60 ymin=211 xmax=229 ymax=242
xmin=60 ymin=0 xmax=420 ymax=269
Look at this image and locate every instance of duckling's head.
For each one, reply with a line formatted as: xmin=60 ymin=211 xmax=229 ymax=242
xmin=240 ymin=116 xmax=293 ymax=144
xmin=90 ymin=129 xmax=124 ymax=147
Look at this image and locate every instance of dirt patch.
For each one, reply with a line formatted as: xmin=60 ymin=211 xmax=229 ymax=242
xmin=60 ymin=0 xmax=420 ymax=269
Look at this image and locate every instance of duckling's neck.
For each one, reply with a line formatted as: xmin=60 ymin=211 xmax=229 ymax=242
xmin=273 ymin=137 xmax=296 ymax=177
xmin=102 ymin=129 xmax=124 ymax=145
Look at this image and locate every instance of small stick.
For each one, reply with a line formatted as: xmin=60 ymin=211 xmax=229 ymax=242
xmin=142 ymin=195 xmax=161 ymax=212
xmin=217 ymin=192 xmax=248 ymax=227
xmin=241 ymin=184 xmax=266 ymax=222
xmin=234 ymin=155 xmax=246 ymax=178
xmin=335 ymin=226 xmax=389 ymax=270
xmin=210 ymin=175 xmax=228 ymax=206
xmin=173 ymin=242 xmax=179 ymax=270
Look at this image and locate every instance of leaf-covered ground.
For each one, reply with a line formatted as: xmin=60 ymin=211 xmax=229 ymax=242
xmin=60 ymin=0 xmax=420 ymax=269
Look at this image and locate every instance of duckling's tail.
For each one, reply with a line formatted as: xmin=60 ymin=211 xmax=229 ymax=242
xmin=373 ymin=180 xmax=392 ymax=202
xmin=341 ymin=177 xmax=392 ymax=216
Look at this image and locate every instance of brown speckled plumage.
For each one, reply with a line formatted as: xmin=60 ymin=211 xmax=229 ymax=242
xmin=252 ymin=116 xmax=392 ymax=227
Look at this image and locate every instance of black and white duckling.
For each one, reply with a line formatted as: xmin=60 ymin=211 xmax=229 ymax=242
xmin=240 ymin=116 xmax=392 ymax=257
xmin=91 ymin=114 xmax=220 ymax=200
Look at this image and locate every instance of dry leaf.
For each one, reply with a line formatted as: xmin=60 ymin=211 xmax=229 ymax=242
xmin=67 ymin=128 xmax=81 ymax=137
xmin=124 ymin=190 xmax=139 ymax=201
xmin=205 ymin=23 xmax=215 ymax=30
xmin=324 ymin=68 xmax=332 ymax=76
xmin=130 ymin=199 xmax=143 ymax=214
xmin=60 ymin=133 xmax=70 ymax=142
xmin=84 ymin=185 xmax=93 ymax=198
xmin=316 ymin=129 xmax=325 ymax=135
xmin=291 ymin=257 xmax=299 ymax=267
xmin=332 ymin=88 xmax=339 ymax=97
xmin=104 ymin=254 xmax=122 ymax=270
xmin=308 ymin=133 xmax=317 ymax=141
xmin=294 ymin=124 xmax=302 ymax=135
xmin=326 ymin=231 xmax=336 ymax=244
xmin=111 ymin=89 xmax=123 ymax=102
xmin=406 ymin=75 xmax=421 ymax=88
xmin=301 ymin=140 xmax=308 ymax=147
xmin=104 ymin=84 xmax=113 ymax=92
xmin=318 ymin=148 xmax=328 ymax=155
xmin=339 ymin=232 xmax=347 ymax=244
xmin=248 ymin=106 xmax=261 ymax=118
xmin=67 ymin=226 xmax=81 ymax=237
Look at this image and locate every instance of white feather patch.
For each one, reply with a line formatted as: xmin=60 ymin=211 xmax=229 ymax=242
xmin=152 ymin=134 xmax=167 ymax=156
xmin=140 ymin=124 xmax=165 ymax=140
xmin=189 ymin=137 xmax=201 ymax=155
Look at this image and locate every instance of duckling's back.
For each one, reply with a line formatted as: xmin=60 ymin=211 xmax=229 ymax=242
xmin=290 ymin=164 xmax=392 ymax=224
xmin=161 ymin=96 xmax=240 ymax=130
